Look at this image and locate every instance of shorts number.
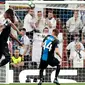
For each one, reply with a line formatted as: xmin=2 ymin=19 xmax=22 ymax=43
xmin=43 ymin=40 xmax=52 ymax=51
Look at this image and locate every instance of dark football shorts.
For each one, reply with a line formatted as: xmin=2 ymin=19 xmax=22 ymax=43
xmin=39 ymin=57 xmax=60 ymax=69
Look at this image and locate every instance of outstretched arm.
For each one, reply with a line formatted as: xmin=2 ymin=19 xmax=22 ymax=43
xmin=55 ymin=48 xmax=62 ymax=59
xmin=4 ymin=19 xmax=21 ymax=35
xmin=9 ymin=33 xmax=22 ymax=46
xmin=10 ymin=22 xmax=21 ymax=35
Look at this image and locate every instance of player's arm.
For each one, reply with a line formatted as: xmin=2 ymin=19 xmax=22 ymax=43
xmin=0 ymin=24 xmax=4 ymax=31
xmin=10 ymin=22 xmax=21 ymax=35
xmin=4 ymin=19 xmax=21 ymax=34
xmin=9 ymin=33 xmax=22 ymax=46
xmin=41 ymin=42 xmax=44 ymax=47
xmin=55 ymin=47 xmax=62 ymax=59
xmin=55 ymin=40 xmax=62 ymax=59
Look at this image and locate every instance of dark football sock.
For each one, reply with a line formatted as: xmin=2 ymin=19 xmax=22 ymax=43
xmin=39 ymin=69 xmax=44 ymax=81
xmin=55 ymin=65 xmax=60 ymax=80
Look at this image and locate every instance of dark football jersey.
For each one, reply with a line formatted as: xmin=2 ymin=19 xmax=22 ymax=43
xmin=41 ymin=35 xmax=59 ymax=61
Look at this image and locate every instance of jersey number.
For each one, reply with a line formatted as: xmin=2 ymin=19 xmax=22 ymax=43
xmin=43 ymin=40 xmax=52 ymax=51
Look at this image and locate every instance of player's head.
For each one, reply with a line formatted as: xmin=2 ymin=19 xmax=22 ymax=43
xmin=14 ymin=49 xmax=19 ymax=57
xmin=52 ymin=29 xmax=59 ymax=37
xmin=20 ymin=28 xmax=26 ymax=36
xmin=4 ymin=8 xmax=14 ymax=23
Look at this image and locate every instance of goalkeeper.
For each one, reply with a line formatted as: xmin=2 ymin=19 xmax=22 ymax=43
xmin=0 ymin=9 xmax=22 ymax=67
xmin=38 ymin=29 xmax=62 ymax=85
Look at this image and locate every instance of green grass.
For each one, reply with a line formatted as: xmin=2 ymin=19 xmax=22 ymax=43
xmin=0 ymin=83 xmax=85 ymax=85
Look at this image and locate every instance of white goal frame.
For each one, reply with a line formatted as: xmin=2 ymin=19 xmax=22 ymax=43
xmin=5 ymin=1 xmax=85 ymax=83
xmin=5 ymin=1 xmax=85 ymax=10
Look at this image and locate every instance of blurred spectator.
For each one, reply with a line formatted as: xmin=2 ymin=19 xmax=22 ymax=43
xmin=43 ymin=9 xmax=46 ymax=19
xmin=66 ymin=34 xmax=84 ymax=55
xmin=66 ymin=10 xmax=83 ymax=43
xmin=45 ymin=11 xmax=56 ymax=34
xmin=11 ymin=49 xmax=24 ymax=68
xmin=19 ymin=28 xmax=31 ymax=62
xmin=43 ymin=27 xmax=49 ymax=36
xmin=23 ymin=8 xmax=36 ymax=39
xmin=78 ymin=4 xmax=85 ymax=48
xmin=69 ymin=42 xmax=85 ymax=68
xmin=56 ymin=18 xmax=63 ymax=33
xmin=78 ymin=4 xmax=85 ymax=26
xmin=82 ymin=21 xmax=85 ymax=48
xmin=35 ymin=11 xmax=46 ymax=33
xmin=82 ymin=29 xmax=85 ymax=48
xmin=78 ymin=4 xmax=85 ymax=41
xmin=66 ymin=34 xmax=84 ymax=67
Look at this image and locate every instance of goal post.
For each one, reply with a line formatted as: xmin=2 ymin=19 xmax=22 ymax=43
xmin=0 ymin=63 xmax=9 ymax=84
xmin=4 ymin=1 xmax=85 ymax=83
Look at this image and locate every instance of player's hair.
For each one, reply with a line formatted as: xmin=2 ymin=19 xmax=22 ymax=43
xmin=5 ymin=8 xmax=14 ymax=23
xmin=52 ymin=29 xmax=59 ymax=37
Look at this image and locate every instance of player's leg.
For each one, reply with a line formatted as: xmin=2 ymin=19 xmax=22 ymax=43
xmin=0 ymin=55 xmax=10 ymax=67
xmin=38 ymin=60 xmax=48 ymax=85
xmin=0 ymin=45 xmax=10 ymax=67
xmin=49 ymin=58 xmax=60 ymax=85
xmin=54 ymin=64 xmax=60 ymax=85
xmin=0 ymin=53 xmax=2 ymax=60
xmin=0 ymin=24 xmax=11 ymax=58
xmin=38 ymin=68 xmax=44 ymax=85
xmin=0 ymin=24 xmax=11 ymax=66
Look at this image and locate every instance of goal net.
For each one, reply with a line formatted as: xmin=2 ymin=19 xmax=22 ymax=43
xmin=4 ymin=1 xmax=85 ymax=84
